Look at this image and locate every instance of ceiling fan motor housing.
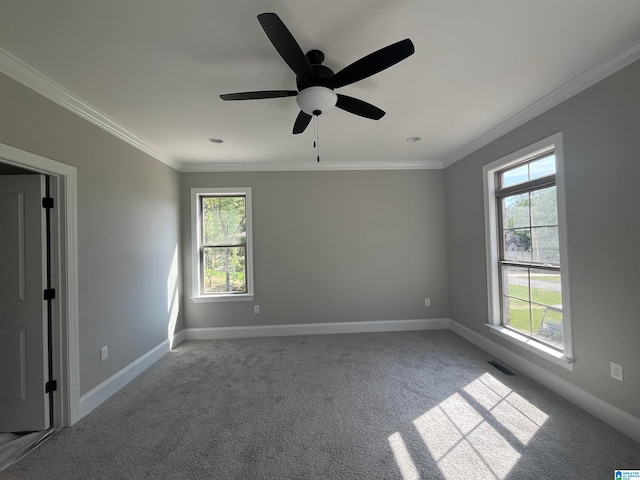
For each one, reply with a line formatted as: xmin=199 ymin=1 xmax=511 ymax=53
xmin=296 ymin=50 xmax=335 ymax=91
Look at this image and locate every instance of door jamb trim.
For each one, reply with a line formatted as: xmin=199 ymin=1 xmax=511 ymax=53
xmin=0 ymin=143 xmax=80 ymax=428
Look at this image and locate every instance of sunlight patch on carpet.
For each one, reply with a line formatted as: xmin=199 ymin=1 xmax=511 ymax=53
xmin=388 ymin=432 xmax=420 ymax=480
xmin=390 ymin=372 xmax=549 ymax=479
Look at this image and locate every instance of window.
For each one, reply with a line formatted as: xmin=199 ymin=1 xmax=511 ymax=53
xmin=483 ymin=133 xmax=572 ymax=369
xmin=191 ymin=188 xmax=253 ymax=302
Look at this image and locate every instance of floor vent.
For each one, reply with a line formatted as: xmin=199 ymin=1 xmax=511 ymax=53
xmin=488 ymin=360 xmax=515 ymax=376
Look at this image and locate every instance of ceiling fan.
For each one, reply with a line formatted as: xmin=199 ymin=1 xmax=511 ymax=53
xmin=220 ymin=13 xmax=415 ymax=135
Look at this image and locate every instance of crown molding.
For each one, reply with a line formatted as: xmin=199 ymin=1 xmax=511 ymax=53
xmin=179 ymin=159 xmax=443 ymax=172
xmin=0 ymin=47 xmax=180 ymax=171
xmin=441 ymin=37 xmax=640 ymax=168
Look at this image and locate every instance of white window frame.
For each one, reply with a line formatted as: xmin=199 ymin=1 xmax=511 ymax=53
xmin=483 ymin=133 xmax=573 ymax=370
xmin=190 ymin=187 xmax=254 ymax=302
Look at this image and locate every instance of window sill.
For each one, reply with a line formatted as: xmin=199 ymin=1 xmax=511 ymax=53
xmin=192 ymin=294 xmax=254 ymax=303
xmin=485 ymin=324 xmax=574 ymax=371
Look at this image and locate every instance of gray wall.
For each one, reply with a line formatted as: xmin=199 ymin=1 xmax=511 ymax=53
xmin=0 ymin=72 xmax=183 ymax=396
xmin=182 ymin=170 xmax=449 ymax=328
xmin=444 ymin=60 xmax=640 ymax=418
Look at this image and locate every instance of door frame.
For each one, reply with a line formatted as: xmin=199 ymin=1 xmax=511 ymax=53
xmin=0 ymin=143 xmax=80 ymax=428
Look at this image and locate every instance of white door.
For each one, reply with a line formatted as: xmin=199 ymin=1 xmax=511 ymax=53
xmin=0 ymin=174 xmax=49 ymax=432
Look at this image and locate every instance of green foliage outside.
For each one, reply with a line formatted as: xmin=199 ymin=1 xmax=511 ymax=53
xmin=202 ymin=196 xmax=247 ymax=293
xmin=203 ymin=247 xmax=246 ymax=293
xmin=503 ymin=186 xmax=559 ymax=264
xmin=505 ymin=284 xmax=562 ymax=334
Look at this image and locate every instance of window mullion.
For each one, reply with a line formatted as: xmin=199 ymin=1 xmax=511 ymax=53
xmin=528 ymin=267 xmax=533 ymax=336
xmin=499 ymin=260 xmax=560 ymax=271
xmin=202 ymin=243 xmax=244 ymax=249
xmin=199 ymin=243 xmax=205 ymax=294
xmin=497 ymin=176 xmax=555 ymax=198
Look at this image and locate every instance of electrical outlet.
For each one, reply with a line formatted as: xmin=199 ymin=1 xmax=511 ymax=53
xmin=100 ymin=346 xmax=108 ymax=362
xmin=254 ymin=305 xmax=260 ymax=314
xmin=425 ymin=298 xmax=431 ymax=307
xmin=610 ymin=361 xmax=623 ymax=381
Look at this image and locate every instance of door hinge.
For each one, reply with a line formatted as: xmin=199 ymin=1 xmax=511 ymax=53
xmin=45 ymin=380 xmax=57 ymax=393
xmin=42 ymin=197 xmax=54 ymax=209
xmin=44 ymin=288 xmax=56 ymax=300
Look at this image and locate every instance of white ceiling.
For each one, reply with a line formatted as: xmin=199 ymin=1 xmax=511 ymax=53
xmin=1 ymin=0 xmax=640 ymax=171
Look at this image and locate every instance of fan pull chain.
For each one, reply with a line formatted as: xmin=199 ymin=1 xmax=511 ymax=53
xmin=313 ymin=111 xmax=321 ymax=163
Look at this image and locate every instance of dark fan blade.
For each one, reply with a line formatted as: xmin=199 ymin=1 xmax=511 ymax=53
xmin=258 ymin=13 xmax=314 ymax=79
xmin=293 ymin=110 xmax=312 ymax=134
xmin=336 ymin=94 xmax=385 ymax=120
xmin=220 ymin=90 xmax=298 ymax=101
xmin=330 ymin=39 xmax=415 ymax=89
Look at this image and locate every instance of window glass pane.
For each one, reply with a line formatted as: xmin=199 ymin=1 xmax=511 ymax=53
xmin=531 ymin=227 xmax=559 ymax=264
xmin=531 ymin=186 xmax=557 ymax=227
xmin=530 ymin=268 xmax=563 ymax=349
xmin=503 ymin=229 xmax=532 ymax=262
xmin=530 ymin=269 xmax=562 ymax=308
xmin=502 ymin=193 xmax=530 ymax=228
xmin=503 ymin=266 xmax=529 ymax=300
xmin=203 ymin=246 xmax=247 ymax=293
xmin=503 ymin=297 xmax=531 ymax=336
xmin=534 ymin=308 xmax=563 ymax=349
xmin=501 ymin=164 xmax=529 ymax=188
xmin=529 ymin=154 xmax=556 ymax=180
xmin=202 ymin=197 xmax=246 ymax=245
xmin=531 ymin=303 xmax=546 ymax=335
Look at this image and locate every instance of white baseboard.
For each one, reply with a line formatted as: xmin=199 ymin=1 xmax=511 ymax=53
xmin=171 ymin=329 xmax=186 ymax=348
xmin=449 ymin=319 xmax=640 ymax=444
xmin=79 ymin=339 xmax=171 ymax=419
xmin=185 ymin=318 xmax=450 ymax=340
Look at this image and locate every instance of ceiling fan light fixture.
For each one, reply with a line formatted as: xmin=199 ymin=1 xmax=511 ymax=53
xmin=220 ymin=13 xmax=415 ymax=135
xmin=296 ymin=86 xmax=337 ymax=116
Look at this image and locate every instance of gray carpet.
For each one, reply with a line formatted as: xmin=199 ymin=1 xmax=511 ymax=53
xmin=2 ymin=330 xmax=639 ymax=479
